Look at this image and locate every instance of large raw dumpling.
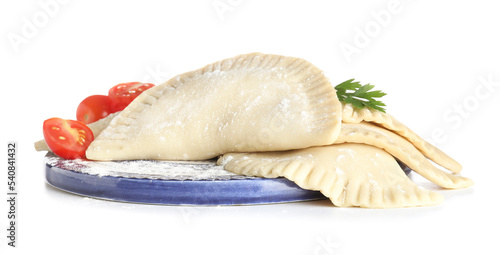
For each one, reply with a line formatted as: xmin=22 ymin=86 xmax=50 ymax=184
xmin=86 ymin=53 xmax=342 ymax=160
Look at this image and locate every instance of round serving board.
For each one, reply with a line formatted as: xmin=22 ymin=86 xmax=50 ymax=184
xmin=44 ymin=152 xmax=327 ymax=205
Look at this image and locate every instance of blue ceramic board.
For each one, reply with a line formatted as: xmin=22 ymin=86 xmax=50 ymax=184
xmin=44 ymin=153 xmax=327 ymax=205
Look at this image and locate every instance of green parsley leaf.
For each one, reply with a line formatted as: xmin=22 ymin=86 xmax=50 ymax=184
xmin=334 ymin=79 xmax=387 ymax=113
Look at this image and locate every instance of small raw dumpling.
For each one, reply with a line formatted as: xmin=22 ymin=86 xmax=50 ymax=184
xmin=86 ymin=53 xmax=342 ymax=160
xmin=218 ymin=143 xmax=444 ymax=208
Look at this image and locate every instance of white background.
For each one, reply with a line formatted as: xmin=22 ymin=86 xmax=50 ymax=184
xmin=1 ymin=0 xmax=499 ymax=254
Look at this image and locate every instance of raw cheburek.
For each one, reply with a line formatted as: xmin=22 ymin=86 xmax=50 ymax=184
xmin=35 ymin=53 xmax=473 ymax=208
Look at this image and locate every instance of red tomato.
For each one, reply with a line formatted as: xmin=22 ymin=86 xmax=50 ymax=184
xmin=108 ymin=82 xmax=155 ymax=112
xmin=43 ymin=118 xmax=94 ymax=159
xmin=76 ymin=95 xmax=113 ymax=124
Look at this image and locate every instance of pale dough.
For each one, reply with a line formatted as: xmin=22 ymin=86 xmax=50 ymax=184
xmin=86 ymin=53 xmax=342 ymax=160
xmin=334 ymin=122 xmax=473 ymax=189
xmin=218 ymin=143 xmax=444 ymax=208
xmin=341 ymin=102 xmax=462 ymax=173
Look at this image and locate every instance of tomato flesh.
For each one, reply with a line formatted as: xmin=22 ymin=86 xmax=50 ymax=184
xmin=43 ymin=118 xmax=94 ymax=159
xmin=108 ymin=82 xmax=155 ymax=112
xmin=76 ymin=95 xmax=113 ymax=124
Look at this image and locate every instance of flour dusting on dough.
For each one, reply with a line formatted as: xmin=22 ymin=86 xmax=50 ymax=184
xmin=45 ymin=153 xmax=254 ymax=181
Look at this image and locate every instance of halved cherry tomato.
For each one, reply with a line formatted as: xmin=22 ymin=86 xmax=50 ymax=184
xmin=76 ymin=95 xmax=113 ymax=124
xmin=108 ymin=82 xmax=155 ymax=112
xmin=43 ymin=118 xmax=94 ymax=159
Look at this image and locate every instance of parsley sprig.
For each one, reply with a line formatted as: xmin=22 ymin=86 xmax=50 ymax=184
xmin=334 ymin=79 xmax=387 ymax=113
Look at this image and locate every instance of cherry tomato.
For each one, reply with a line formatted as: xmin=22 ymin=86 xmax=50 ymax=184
xmin=108 ymin=82 xmax=155 ymax=112
xmin=43 ymin=118 xmax=94 ymax=159
xmin=76 ymin=95 xmax=113 ymax=124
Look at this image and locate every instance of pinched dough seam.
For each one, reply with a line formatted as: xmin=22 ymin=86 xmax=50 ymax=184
xmin=341 ymin=103 xmax=462 ymax=173
xmin=95 ymin=53 xmax=338 ymax=142
xmin=221 ymin=153 xmax=439 ymax=208
xmin=99 ymin=86 xmax=168 ymax=141
xmin=335 ymin=123 xmax=471 ymax=189
xmin=336 ymin=125 xmax=445 ymax=186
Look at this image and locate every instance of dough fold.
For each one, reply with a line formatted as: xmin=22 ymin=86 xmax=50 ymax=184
xmin=218 ymin=144 xmax=444 ymax=208
xmin=335 ymin=122 xmax=473 ymax=189
xmin=341 ymin=103 xmax=462 ymax=173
